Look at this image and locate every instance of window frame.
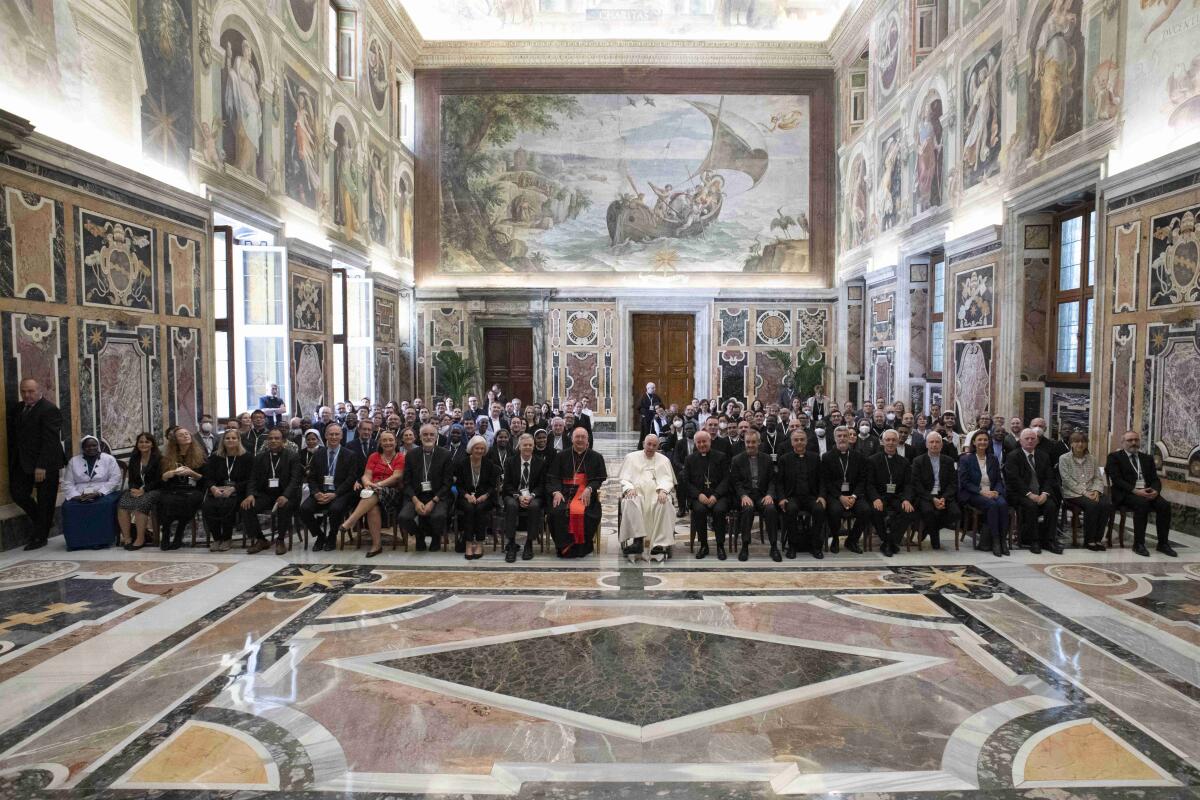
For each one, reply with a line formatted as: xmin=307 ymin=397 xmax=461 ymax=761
xmin=1048 ymin=204 xmax=1095 ymax=382
xmin=929 ymin=254 xmax=945 ymax=380
xmin=332 ymin=267 xmax=348 ymax=401
xmin=328 ymin=3 xmax=357 ymax=81
xmin=848 ymin=48 xmax=869 ymax=135
xmin=213 ymin=226 xmax=236 ymax=419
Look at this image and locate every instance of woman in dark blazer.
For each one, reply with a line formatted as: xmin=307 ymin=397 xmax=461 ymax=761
xmin=958 ymin=430 xmax=1010 ymax=556
xmin=201 ymin=429 xmax=255 ymax=551
xmin=118 ymin=432 xmax=162 ymax=549
xmin=455 ymin=435 xmax=499 ymax=559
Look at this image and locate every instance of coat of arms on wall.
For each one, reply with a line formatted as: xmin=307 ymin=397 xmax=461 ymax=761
xmin=1149 ymin=206 xmax=1200 ymax=308
xmin=79 ymin=212 xmax=154 ymax=311
xmin=290 ymin=273 xmax=324 ymax=333
xmin=954 ymin=264 xmax=994 ymax=330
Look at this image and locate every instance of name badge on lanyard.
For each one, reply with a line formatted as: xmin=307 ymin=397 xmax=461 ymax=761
xmin=421 ymin=480 xmax=433 ymax=492
xmin=269 ymin=478 xmax=280 ymax=489
xmin=886 ymin=483 xmax=897 ymax=494
xmin=841 ymin=482 xmax=850 ymax=493
xmin=324 ymin=475 xmax=335 ymax=489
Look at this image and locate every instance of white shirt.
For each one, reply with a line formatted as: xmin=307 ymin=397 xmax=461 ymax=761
xmin=63 ymin=453 xmax=123 ymax=500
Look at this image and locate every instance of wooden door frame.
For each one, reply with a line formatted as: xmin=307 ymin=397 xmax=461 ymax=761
xmin=617 ymin=298 xmax=711 ymax=431
xmin=481 ymin=326 xmax=535 ymax=404
xmin=467 ymin=314 xmax=548 ymax=404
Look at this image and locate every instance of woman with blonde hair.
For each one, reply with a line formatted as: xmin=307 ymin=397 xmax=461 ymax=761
xmin=338 ymin=430 xmax=405 ymax=558
xmin=201 ymin=428 xmax=254 ymax=551
xmin=157 ymin=427 xmax=207 ymax=550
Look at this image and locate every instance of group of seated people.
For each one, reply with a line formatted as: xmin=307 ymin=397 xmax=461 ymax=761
xmin=50 ymin=385 xmax=1178 ymax=563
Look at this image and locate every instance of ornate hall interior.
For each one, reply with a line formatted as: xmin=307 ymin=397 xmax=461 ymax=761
xmin=0 ymin=0 xmax=1199 ymax=798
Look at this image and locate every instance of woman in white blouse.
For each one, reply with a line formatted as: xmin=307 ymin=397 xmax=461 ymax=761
xmin=61 ymin=435 xmax=123 ymax=550
xmin=1058 ymin=431 xmax=1113 ymax=551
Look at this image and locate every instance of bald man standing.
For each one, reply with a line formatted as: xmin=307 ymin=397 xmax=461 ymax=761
xmin=7 ymin=379 xmax=64 ymax=550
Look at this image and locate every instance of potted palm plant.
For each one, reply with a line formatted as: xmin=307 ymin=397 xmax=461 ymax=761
xmin=766 ymin=341 xmax=826 ymax=404
xmin=434 ymin=350 xmax=479 ymax=409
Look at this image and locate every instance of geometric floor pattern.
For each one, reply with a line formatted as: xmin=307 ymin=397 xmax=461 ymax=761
xmin=0 ymin=435 xmax=1197 ymax=799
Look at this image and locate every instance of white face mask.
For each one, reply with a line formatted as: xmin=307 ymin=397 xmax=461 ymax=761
xmin=200 ymin=422 xmax=212 ymax=433
xmin=859 ymin=424 xmax=871 ymax=435
xmin=673 ymin=419 xmax=683 ymax=429
xmin=886 ymin=412 xmax=896 ymax=421
xmin=814 ymin=427 xmax=825 ymax=437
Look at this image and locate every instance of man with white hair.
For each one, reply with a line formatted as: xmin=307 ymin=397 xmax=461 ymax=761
xmin=617 ymin=433 xmax=677 ymax=563
xmin=910 ymin=430 xmax=960 ymax=550
xmin=1004 ymin=428 xmax=1061 ymax=554
xmin=866 ymin=429 xmax=915 ymax=557
xmin=637 ymin=381 xmax=664 ymax=448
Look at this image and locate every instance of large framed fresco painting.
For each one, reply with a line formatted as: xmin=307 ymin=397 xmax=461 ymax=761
xmin=419 ymin=70 xmax=834 ymax=287
xmin=961 ymin=41 xmax=1002 ymax=190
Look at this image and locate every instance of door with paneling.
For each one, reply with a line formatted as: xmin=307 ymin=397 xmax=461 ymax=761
xmin=483 ymin=328 xmax=534 ymax=403
xmin=632 ymin=314 xmax=694 ymax=423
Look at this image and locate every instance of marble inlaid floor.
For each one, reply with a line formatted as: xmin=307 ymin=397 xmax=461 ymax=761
xmin=0 ymin=434 xmax=1198 ymax=799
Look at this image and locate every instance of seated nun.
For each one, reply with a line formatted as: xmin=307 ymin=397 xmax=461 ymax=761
xmin=61 ymin=435 xmax=123 ymax=550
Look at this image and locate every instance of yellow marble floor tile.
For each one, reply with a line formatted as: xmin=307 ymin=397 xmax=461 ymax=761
xmin=837 ymin=593 xmax=951 ymax=617
xmin=1023 ymin=720 xmax=1161 ymax=782
xmin=319 ymin=594 xmax=429 ymax=619
xmin=129 ymin=723 xmax=271 ymax=786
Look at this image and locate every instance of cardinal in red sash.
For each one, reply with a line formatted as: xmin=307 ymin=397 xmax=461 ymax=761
xmin=548 ymin=427 xmax=607 ymax=558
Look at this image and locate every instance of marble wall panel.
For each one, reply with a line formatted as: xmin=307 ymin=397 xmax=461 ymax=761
xmin=869 ymin=347 xmax=894 ymax=404
xmin=376 ymin=348 xmax=395 ymax=404
xmin=564 ymin=352 xmax=599 ymax=408
xmin=909 ymin=288 xmax=928 ymax=378
xmin=796 ymin=307 xmax=829 ymax=352
xmin=953 ymin=338 xmax=992 ymax=428
xmin=78 ymin=210 xmax=156 ymax=312
xmin=1111 ymin=221 xmax=1140 ymax=313
xmin=910 ymin=383 xmax=924 ymax=413
xmin=164 ymin=234 xmax=200 ymax=318
xmin=374 ymin=294 xmax=396 ymax=343
xmin=396 ymin=290 xmax=413 ymax=401
xmin=754 ymin=351 xmax=786 ymax=405
xmin=1109 ymin=324 xmax=1136 ymax=446
xmin=1050 ymin=388 xmax=1090 ymax=439
xmin=953 ymin=263 xmax=995 ymax=331
xmin=292 ymin=340 xmax=325 ymax=419
xmin=870 ymin=291 xmax=895 ymax=344
xmin=2 ymin=312 xmax=70 ymax=438
xmin=719 ymin=350 xmax=747 ymax=406
xmin=431 ymin=307 xmax=465 ymax=348
xmin=1145 ymin=323 xmax=1200 ymax=483
xmin=755 ymin=309 xmax=792 ymax=347
xmin=1021 ymin=258 xmax=1050 ymax=381
xmin=167 ymin=326 xmax=201 ymax=429
xmin=565 ymin=310 xmax=599 ymax=347
xmin=718 ymin=308 xmax=748 ymax=347
xmin=0 ymin=187 xmax=65 ymax=303
xmin=847 ymin=303 xmax=864 ymax=374
xmin=1148 ymin=204 xmax=1200 ymax=309
xmin=79 ymin=321 xmax=160 ymax=455
xmin=290 ymin=273 xmax=325 ymax=334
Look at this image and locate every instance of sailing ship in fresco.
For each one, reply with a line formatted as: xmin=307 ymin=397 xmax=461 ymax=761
xmin=606 ymin=98 xmax=769 ymax=247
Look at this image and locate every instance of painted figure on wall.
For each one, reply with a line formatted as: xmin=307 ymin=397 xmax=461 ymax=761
xmin=368 ymin=148 xmax=389 ymax=246
xmin=366 ymin=38 xmax=389 ymax=114
xmin=220 ymin=29 xmax=263 ymax=179
xmin=398 ymin=171 xmax=413 ymax=260
xmin=913 ymin=92 xmax=944 ymax=213
xmin=289 ymin=0 xmax=317 ymax=36
xmin=1029 ymin=0 xmax=1083 ymax=160
xmin=877 ymin=130 xmax=902 ymax=232
xmin=846 ymin=154 xmax=870 ymax=250
xmin=333 ymin=121 xmax=361 ymax=238
xmin=284 ymin=70 xmax=320 ymax=208
xmin=962 ymin=43 xmax=1002 ymax=188
xmin=138 ymin=0 xmax=193 ymax=170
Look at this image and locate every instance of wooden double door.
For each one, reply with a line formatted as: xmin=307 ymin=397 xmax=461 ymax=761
xmin=483 ymin=328 xmax=534 ymax=403
xmin=632 ymin=314 xmax=694 ymax=421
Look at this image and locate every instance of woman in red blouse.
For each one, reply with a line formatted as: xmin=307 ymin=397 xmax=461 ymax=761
xmin=338 ymin=430 xmax=405 ymax=557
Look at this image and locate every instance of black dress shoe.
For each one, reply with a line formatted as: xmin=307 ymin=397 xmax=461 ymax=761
xmin=770 ymin=547 xmax=782 ymax=562
xmin=738 ymin=542 xmax=749 ymax=561
xmin=415 ymin=538 xmax=427 ymax=552
xmin=846 ymin=543 xmax=863 ymax=554
xmin=992 ymin=543 xmax=1004 ymax=557
xmin=324 ymin=539 xmax=337 ymax=552
xmin=1133 ymin=544 xmax=1150 ymax=556
xmin=522 ymin=542 xmax=535 ymax=561
xmin=880 ymin=545 xmax=893 ymax=558
xmin=1046 ymin=544 xmax=1063 ymax=555
xmin=1157 ymin=543 xmax=1179 ymax=557
xmin=1029 ymin=544 xmax=1042 ymax=554
xmin=23 ymin=539 xmax=45 ymax=551
xmin=811 ymin=549 xmax=824 ymax=559
xmin=716 ymin=544 xmax=727 ymax=561
xmin=695 ymin=544 xmax=709 ymax=559
xmin=1001 ymin=541 xmax=1011 ymax=556
xmin=504 ymin=545 xmax=517 ymax=563
xmin=1086 ymin=542 xmax=1106 ymax=551
xmin=784 ymin=546 xmax=796 ymax=559
xmin=829 ymin=537 xmax=840 ymax=554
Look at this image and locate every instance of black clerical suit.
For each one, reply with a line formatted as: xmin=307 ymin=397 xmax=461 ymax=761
xmin=672 ymin=436 xmax=697 ymax=514
xmin=6 ymin=396 xmax=64 ymax=547
xmin=398 ymin=446 xmax=454 ymax=550
xmin=806 ymin=429 xmax=836 ymax=458
xmin=346 ymin=434 xmax=379 ymax=462
xmin=778 ymin=450 xmax=824 ymax=555
xmin=866 ymin=451 xmax=915 ymax=551
xmin=910 ymin=452 xmax=960 ymax=549
xmin=729 ymin=450 xmax=780 ymax=554
xmin=547 ymin=448 xmax=607 ymax=557
xmin=759 ymin=427 xmax=788 ymax=470
xmin=637 ymin=391 xmax=664 ymax=447
xmin=299 ymin=445 xmax=363 ymax=548
xmin=820 ymin=448 xmax=869 ymax=550
xmin=241 ymin=447 xmax=303 ymax=543
xmin=1105 ymin=449 xmax=1173 ymax=551
xmin=684 ymin=449 xmax=730 ymax=551
xmin=1004 ymin=448 xmax=1059 ymax=551
xmin=502 ymin=452 xmax=548 ymax=553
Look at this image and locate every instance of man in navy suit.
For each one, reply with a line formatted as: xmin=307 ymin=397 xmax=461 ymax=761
xmin=1004 ymin=428 xmax=1061 ymax=554
xmin=1105 ymin=430 xmax=1177 ymax=557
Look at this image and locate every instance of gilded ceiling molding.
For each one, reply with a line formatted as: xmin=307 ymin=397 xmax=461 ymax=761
xmin=415 ymin=39 xmax=832 ymax=70
xmin=828 ymin=0 xmax=881 ymax=65
xmin=369 ymin=0 xmax=422 ymax=70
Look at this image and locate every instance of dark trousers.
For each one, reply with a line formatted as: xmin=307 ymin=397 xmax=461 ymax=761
xmin=299 ymin=492 xmax=354 ymax=543
xmin=870 ymin=498 xmax=915 ymax=547
xmin=964 ymin=494 xmax=1009 ymax=548
xmin=1118 ymin=493 xmax=1172 ymax=547
xmin=10 ymin=468 xmax=59 ymax=543
xmin=690 ymin=496 xmax=729 ymax=547
xmin=826 ymin=496 xmax=868 ymax=546
xmin=201 ymin=494 xmax=241 ymax=542
xmin=398 ymin=498 xmax=449 ymax=546
xmin=1012 ymin=494 xmax=1058 ymax=547
xmin=917 ymin=496 xmax=961 ymax=547
xmin=503 ymin=496 xmax=544 ymax=547
xmin=737 ymin=495 xmax=779 ymax=546
xmin=782 ymin=496 xmax=824 ymax=551
xmin=456 ymin=495 xmax=494 ymax=542
xmin=548 ymin=501 xmax=599 ymax=557
xmin=241 ymin=494 xmax=295 ymax=541
xmin=1065 ymin=495 xmax=1113 ymax=544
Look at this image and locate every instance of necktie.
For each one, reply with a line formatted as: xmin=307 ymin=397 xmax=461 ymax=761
xmin=1027 ymin=453 xmax=1039 ymax=493
xmin=522 ymin=461 xmax=529 ymax=488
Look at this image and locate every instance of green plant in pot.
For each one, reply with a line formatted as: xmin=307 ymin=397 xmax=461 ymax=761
xmin=434 ymin=350 xmax=479 ymax=408
xmin=766 ymin=342 xmax=826 ymax=403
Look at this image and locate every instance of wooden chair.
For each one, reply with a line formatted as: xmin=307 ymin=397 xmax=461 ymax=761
xmin=1059 ymin=500 xmax=1082 ymax=548
xmin=1105 ymin=475 xmax=1127 ymax=548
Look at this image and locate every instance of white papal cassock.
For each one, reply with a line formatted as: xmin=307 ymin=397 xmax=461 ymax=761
xmin=617 ymin=450 xmax=676 ymax=549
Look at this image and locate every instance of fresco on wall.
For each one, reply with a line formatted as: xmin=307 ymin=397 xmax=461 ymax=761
xmin=397 ymin=168 xmax=414 ymax=261
xmin=845 ymin=153 xmax=870 ymax=250
xmin=953 ymin=338 xmax=992 ymax=430
xmin=1026 ymin=0 xmax=1084 ymax=161
xmin=1083 ymin=3 xmax=1122 ymax=125
xmin=912 ymin=90 xmax=944 ymax=214
xmin=78 ymin=212 xmax=155 ymax=312
xmin=439 ymin=93 xmax=811 ymax=274
xmin=1148 ymin=204 xmax=1200 ymax=308
xmin=138 ymin=0 xmax=194 ymax=170
xmin=875 ymin=11 xmax=901 ymax=100
xmin=0 ymin=0 xmax=82 ymax=114
xmin=289 ymin=0 xmax=317 ymax=37
xmin=961 ymin=0 xmax=994 ymax=28
xmin=283 ymin=68 xmax=321 ymax=209
xmin=954 ymin=264 xmax=995 ymax=331
xmin=368 ymin=146 xmax=389 ymax=247
xmin=333 ymin=120 xmax=362 ymax=239
xmin=364 ymin=37 xmax=389 ymax=116
xmin=220 ymin=28 xmax=264 ymax=179
xmin=962 ymin=41 xmax=1002 ymax=189
xmin=877 ymin=128 xmax=902 ymax=232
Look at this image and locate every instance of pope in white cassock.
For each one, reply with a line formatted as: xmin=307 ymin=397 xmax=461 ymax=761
xmin=618 ymin=433 xmax=677 ymax=562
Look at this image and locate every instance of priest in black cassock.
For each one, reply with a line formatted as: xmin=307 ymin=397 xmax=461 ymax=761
xmin=548 ymin=427 xmax=607 ymax=558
